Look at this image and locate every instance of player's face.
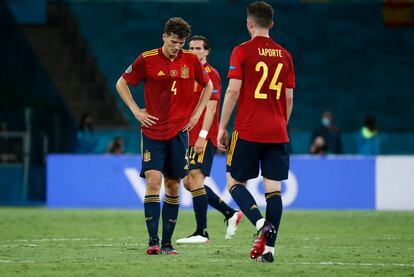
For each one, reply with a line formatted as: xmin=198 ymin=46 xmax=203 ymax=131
xmin=189 ymin=40 xmax=209 ymax=62
xmin=163 ymin=33 xmax=186 ymax=59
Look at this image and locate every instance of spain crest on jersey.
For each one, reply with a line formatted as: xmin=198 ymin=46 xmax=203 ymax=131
xmin=181 ymin=66 xmax=189 ymax=79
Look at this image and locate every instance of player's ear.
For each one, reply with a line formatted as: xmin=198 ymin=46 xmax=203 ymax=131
xmin=246 ymin=18 xmax=254 ymax=30
xmin=269 ymin=21 xmax=274 ymax=29
xmin=162 ymin=33 xmax=168 ymax=42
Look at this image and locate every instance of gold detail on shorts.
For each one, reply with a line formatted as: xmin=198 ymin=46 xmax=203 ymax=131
xmin=250 ymin=204 xmax=257 ymax=210
xmin=197 ymin=141 xmax=208 ymax=163
xmin=226 ymin=131 xmax=239 ymax=166
xmin=143 ymin=150 xmax=151 ymax=162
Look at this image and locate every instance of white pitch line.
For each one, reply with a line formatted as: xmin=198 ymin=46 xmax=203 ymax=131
xmin=6 ymin=236 xmax=137 ymax=243
xmin=288 ymin=262 xmax=414 ymax=268
xmin=0 ymin=260 xmax=34 ymax=263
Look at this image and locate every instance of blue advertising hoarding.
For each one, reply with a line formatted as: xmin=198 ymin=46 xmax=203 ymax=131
xmin=47 ymin=155 xmax=375 ymax=210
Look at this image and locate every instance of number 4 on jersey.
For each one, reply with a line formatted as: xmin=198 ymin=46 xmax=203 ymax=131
xmin=254 ymin=62 xmax=283 ymax=100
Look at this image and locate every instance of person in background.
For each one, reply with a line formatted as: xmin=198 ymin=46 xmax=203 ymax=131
xmin=107 ymin=137 xmax=125 ymax=154
xmin=310 ymin=111 xmax=342 ymax=154
xmin=357 ymin=116 xmax=380 ymax=155
xmin=176 ymin=35 xmax=243 ymax=244
xmin=76 ymin=113 xmax=96 ymax=154
xmin=310 ymin=136 xmax=327 ymax=155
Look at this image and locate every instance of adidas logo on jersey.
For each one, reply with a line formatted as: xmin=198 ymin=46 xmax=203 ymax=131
xmin=157 ymin=70 xmax=165 ymax=76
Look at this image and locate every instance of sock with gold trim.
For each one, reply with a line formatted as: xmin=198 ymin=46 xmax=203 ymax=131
xmin=265 ymin=191 xmax=283 ymax=247
xmin=161 ymin=195 xmax=179 ymax=245
xmin=191 ymin=187 xmax=208 ymax=233
xmin=229 ymin=184 xmax=263 ymax=226
xmin=144 ymin=195 xmax=160 ymax=241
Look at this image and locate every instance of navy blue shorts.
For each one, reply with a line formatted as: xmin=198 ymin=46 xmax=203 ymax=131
xmin=188 ymin=139 xmax=216 ymax=177
xmin=226 ymin=131 xmax=290 ymax=182
xmin=140 ymin=131 xmax=189 ymax=179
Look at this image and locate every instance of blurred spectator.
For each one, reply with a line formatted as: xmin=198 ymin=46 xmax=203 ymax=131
xmin=357 ymin=116 xmax=380 ymax=155
xmin=107 ymin=137 xmax=125 ymax=154
xmin=310 ymin=136 xmax=327 ymax=155
xmin=310 ymin=111 xmax=342 ymax=154
xmin=0 ymin=122 xmax=22 ymax=163
xmin=76 ymin=113 xmax=96 ymax=153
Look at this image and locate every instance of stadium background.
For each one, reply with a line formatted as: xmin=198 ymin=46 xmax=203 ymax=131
xmin=1 ymin=1 xmax=414 ymax=275
xmin=1 ymin=1 xmax=414 ymax=209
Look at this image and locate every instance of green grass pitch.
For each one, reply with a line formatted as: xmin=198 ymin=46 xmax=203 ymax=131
xmin=0 ymin=208 xmax=413 ymax=276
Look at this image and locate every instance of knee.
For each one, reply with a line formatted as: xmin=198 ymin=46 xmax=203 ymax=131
xmin=165 ymin=178 xmax=180 ymax=196
xmin=146 ymin=175 xmax=162 ymax=194
xmin=183 ymin=176 xmax=191 ymax=191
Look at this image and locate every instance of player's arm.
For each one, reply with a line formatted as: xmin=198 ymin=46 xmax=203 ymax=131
xmin=217 ymin=78 xmax=242 ymax=152
xmin=115 ymin=77 xmax=158 ymax=127
xmin=286 ymin=88 xmax=293 ymax=123
xmin=194 ymin=99 xmax=217 ymax=154
xmin=182 ymin=79 xmax=213 ymax=132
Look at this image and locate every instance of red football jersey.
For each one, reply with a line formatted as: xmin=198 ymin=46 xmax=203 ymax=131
xmin=189 ymin=63 xmax=221 ymax=147
xmin=123 ymin=48 xmax=210 ymax=140
xmin=227 ymin=36 xmax=295 ymax=143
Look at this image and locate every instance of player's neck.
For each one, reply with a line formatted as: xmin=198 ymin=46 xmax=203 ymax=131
xmin=200 ymin=58 xmax=207 ymax=65
xmin=251 ymin=28 xmax=270 ymax=39
xmin=161 ymin=46 xmax=178 ymax=61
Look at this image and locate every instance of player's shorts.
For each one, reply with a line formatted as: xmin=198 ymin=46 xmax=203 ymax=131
xmin=140 ymin=131 xmax=189 ymax=179
xmin=187 ymin=139 xmax=216 ymax=177
xmin=226 ymin=131 xmax=289 ymax=182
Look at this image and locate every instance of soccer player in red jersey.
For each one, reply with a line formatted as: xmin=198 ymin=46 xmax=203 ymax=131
xmin=176 ymin=36 xmax=243 ymax=244
xmin=218 ymin=1 xmax=295 ymax=263
xmin=116 ymin=17 xmax=213 ymax=255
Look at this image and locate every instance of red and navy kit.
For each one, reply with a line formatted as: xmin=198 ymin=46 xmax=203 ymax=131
xmin=189 ymin=63 xmax=221 ymax=147
xmin=228 ymin=36 xmax=295 ymax=143
xmin=123 ymin=48 xmax=210 ymax=140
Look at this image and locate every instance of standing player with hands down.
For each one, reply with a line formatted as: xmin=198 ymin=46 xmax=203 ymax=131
xmin=176 ymin=35 xmax=243 ymax=244
xmin=218 ymin=1 xmax=295 ymax=263
xmin=116 ymin=17 xmax=213 ymax=255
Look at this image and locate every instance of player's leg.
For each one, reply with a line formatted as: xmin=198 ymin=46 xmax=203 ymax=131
xmin=161 ymin=176 xmax=180 ymax=254
xmin=257 ymin=142 xmax=289 ymax=263
xmin=226 ymin=132 xmax=274 ymax=259
xmin=160 ymin=131 xmax=188 ymax=254
xmin=204 ymin=185 xmax=237 ymax=219
xmin=226 ymin=133 xmax=261 ymax=227
xmin=204 ymin=185 xmax=243 ymax=240
xmin=177 ymin=168 xmax=209 ymax=243
xmin=140 ymin=134 xmax=166 ymax=255
xmin=177 ymin=140 xmax=214 ymax=243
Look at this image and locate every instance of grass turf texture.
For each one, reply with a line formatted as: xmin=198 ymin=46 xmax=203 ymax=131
xmin=0 ymin=208 xmax=413 ymax=276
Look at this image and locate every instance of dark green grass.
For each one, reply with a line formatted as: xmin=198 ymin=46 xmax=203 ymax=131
xmin=0 ymin=208 xmax=413 ymax=276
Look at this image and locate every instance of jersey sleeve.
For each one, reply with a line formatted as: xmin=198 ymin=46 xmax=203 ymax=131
xmin=227 ymin=46 xmax=243 ymax=80
xmin=194 ymin=56 xmax=209 ymax=87
xmin=209 ymin=69 xmax=221 ymax=101
xmin=286 ymin=52 xmax=296 ymax=89
xmin=122 ymin=54 xmax=146 ymax=87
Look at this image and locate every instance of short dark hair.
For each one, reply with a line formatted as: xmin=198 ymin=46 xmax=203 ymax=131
xmin=247 ymin=1 xmax=274 ymax=28
xmin=189 ymin=35 xmax=210 ymax=51
xmin=164 ymin=17 xmax=191 ymax=39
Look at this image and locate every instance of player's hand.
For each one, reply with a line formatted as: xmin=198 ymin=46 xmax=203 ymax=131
xmin=194 ymin=137 xmax=206 ymax=154
xmin=134 ymin=109 xmax=158 ymax=127
xmin=182 ymin=115 xmax=199 ymax=132
xmin=217 ymin=128 xmax=229 ymax=152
